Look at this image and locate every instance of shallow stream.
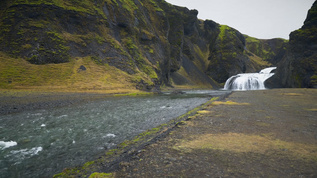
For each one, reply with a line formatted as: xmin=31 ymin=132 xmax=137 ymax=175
xmin=0 ymin=90 xmax=229 ymax=177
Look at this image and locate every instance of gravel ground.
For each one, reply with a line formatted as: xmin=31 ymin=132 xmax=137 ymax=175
xmin=112 ymin=89 xmax=317 ymax=177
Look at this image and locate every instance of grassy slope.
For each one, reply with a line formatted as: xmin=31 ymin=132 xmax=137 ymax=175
xmin=0 ymin=0 xmax=161 ymax=92
xmin=0 ymin=52 xmax=146 ymax=93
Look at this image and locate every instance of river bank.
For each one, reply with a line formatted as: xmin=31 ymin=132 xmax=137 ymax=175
xmin=0 ymin=87 xmax=213 ymax=115
xmin=0 ymin=89 xmax=152 ymax=115
xmin=56 ymin=88 xmax=317 ymax=177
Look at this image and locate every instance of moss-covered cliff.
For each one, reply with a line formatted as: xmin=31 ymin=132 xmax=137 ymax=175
xmin=244 ymin=35 xmax=288 ymax=65
xmin=267 ymin=1 xmax=317 ymax=88
xmin=0 ymin=0 xmax=169 ymax=91
xmin=206 ymin=25 xmax=272 ymax=84
xmin=0 ymin=0 xmax=287 ymax=91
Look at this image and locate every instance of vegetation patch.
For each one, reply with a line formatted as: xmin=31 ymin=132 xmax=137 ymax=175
xmin=174 ymin=133 xmax=317 ymax=161
xmin=305 ymin=108 xmax=317 ymax=112
xmin=281 ymin=93 xmax=304 ymax=96
xmin=89 ymin=172 xmax=115 ymax=178
xmin=119 ymin=0 xmax=138 ymax=16
xmin=245 ymin=50 xmax=270 ymax=67
xmin=197 ymin=110 xmax=212 ymax=115
xmin=255 ymin=121 xmax=271 ymax=127
xmin=211 ymin=100 xmax=250 ymax=106
xmin=148 ymin=0 xmax=164 ymax=12
xmin=0 ymin=53 xmax=149 ymax=92
xmin=12 ymin=0 xmax=107 ymax=18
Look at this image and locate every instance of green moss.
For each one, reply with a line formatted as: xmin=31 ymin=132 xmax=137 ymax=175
xmin=219 ymin=25 xmax=230 ymax=41
xmin=53 ymin=160 xmax=96 ymax=178
xmin=28 ymin=20 xmax=48 ymax=28
xmin=218 ymin=25 xmax=237 ymax=43
xmin=83 ymin=161 xmax=95 ymax=168
xmin=119 ymin=0 xmax=138 ymax=15
xmin=95 ymin=35 xmax=105 ymax=45
xmin=22 ymin=44 xmax=32 ymax=49
xmin=311 ymin=75 xmax=317 ymax=85
xmin=105 ymin=150 xmax=115 ymax=156
xmin=244 ymin=35 xmax=287 ymax=63
xmin=89 ymin=172 xmax=114 ymax=178
xmin=123 ymin=37 xmax=137 ymax=51
xmin=149 ymin=48 xmax=154 ymax=54
xmin=62 ymin=32 xmax=87 ymax=46
xmin=148 ymin=0 xmax=164 ymax=12
xmin=244 ymin=35 xmax=260 ymax=43
xmin=122 ymin=37 xmax=158 ymax=81
xmin=292 ymin=27 xmax=317 ymax=41
xmin=12 ymin=0 xmax=107 ymax=18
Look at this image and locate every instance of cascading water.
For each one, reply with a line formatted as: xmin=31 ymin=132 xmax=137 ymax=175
xmin=224 ymin=67 xmax=277 ymax=91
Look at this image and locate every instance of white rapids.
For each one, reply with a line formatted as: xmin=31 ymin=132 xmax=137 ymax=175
xmin=224 ymin=67 xmax=277 ymax=91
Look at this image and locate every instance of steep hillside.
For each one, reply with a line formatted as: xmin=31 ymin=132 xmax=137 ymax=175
xmin=267 ymin=1 xmax=317 ymax=88
xmin=0 ymin=0 xmax=274 ymax=91
xmin=206 ymin=25 xmax=270 ymax=84
xmin=244 ymin=35 xmax=288 ymax=65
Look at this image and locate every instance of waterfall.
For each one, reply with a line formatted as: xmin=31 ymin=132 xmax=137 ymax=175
xmin=224 ymin=67 xmax=277 ymax=91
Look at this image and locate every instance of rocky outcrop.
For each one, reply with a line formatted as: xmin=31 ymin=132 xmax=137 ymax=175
xmin=0 ymin=0 xmax=290 ymax=90
xmin=206 ymin=25 xmax=269 ymax=84
xmin=267 ymin=1 xmax=317 ymax=88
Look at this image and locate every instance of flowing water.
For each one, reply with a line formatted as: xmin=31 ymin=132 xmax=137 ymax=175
xmin=224 ymin=67 xmax=277 ymax=90
xmin=0 ymin=90 xmax=229 ymax=177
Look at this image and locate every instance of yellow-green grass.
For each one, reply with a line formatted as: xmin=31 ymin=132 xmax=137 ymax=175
xmin=89 ymin=172 xmax=115 ymax=178
xmin=281 ymin=93 xmax=304 ymax=96
xmin=246 ymin=50 xmax=271 ymax=67
xmin=174 ymin=133 xmax=317 ymax=161
xmin=211 ymin=100 xmax=250 ymax=106
xmin=0 ymin=52 xmax=151 ymax=94
xmin=169 ymin=66 xmax=215 ymax=89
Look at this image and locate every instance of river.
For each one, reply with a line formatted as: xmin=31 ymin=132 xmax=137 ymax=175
xmin=0 ymin=90 xmax=229 ymax=177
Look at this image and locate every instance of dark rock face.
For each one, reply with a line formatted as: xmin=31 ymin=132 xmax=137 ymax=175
xmin=206 ymin=25 xmax=271 ymax=84
xmin=0 ymin=0 xmax=305 ymax=90
xmin=267 ymin=1 xmax=317 ymax=88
